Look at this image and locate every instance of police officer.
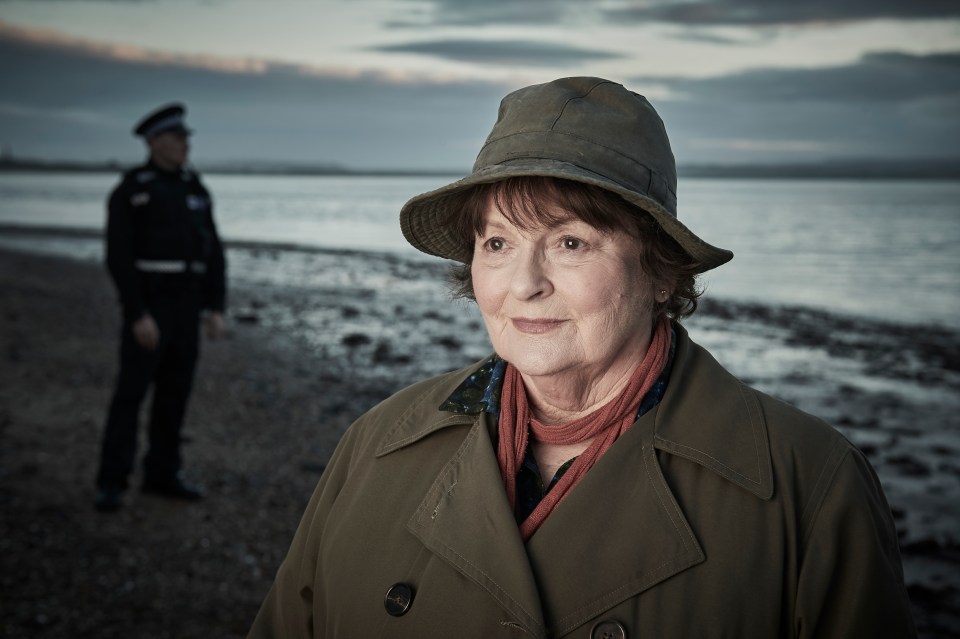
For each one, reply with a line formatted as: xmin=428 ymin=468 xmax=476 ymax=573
xmin=95 ymin=103 xmax=227 ymax=512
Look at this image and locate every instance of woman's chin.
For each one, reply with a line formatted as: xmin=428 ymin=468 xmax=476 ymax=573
xmin=498 ymin=347 xmax=579 ymax=380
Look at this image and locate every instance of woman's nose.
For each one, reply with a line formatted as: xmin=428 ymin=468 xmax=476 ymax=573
xmin=509 ymin=248 xmax=553 ymax=300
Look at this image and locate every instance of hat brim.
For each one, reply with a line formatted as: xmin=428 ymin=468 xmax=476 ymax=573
xmin=400 ymin=158 xmax=733 ymax=273
xmin=153 ymin=125 xmax=192 ymax=138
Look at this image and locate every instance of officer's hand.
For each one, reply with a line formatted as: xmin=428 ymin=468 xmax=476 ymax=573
xmin=205 ymin=311 xmax=225 ymax=340
xmin=132 ymin=314 xmax=160 ymax=351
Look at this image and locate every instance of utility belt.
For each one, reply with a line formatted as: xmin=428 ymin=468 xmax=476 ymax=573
xmin=135 ymin=260 xmax=207 ymax=275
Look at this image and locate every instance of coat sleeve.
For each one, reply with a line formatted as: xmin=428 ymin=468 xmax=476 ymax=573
xmin=105 ymin=177 xmax=146 ymax=322
xmin=200 ymin=184 xmax=227 ymax=312
xmin=246 ymin=423 xmax=362 ymax=639
xmin=794 ymin=444 xmax=917 ymax=638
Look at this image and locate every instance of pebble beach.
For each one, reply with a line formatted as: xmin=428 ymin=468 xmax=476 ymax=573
xmin=1 ymin=242 xmax=958 ymax=637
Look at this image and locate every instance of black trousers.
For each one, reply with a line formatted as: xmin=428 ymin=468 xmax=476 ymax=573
xmin=96 ymin=292 xmax=202 ymax=490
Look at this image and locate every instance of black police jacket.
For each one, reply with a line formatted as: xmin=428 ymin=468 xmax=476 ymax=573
xmin=105 ymin=160 xmax=227 ymax=322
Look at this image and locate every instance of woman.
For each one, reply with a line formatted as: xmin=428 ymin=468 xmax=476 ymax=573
xmin=248 ymin=77 xmax=915 ymax=638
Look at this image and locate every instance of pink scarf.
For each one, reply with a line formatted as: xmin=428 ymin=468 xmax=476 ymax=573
xmin=497 ymin=317 xmax=671 ymax=541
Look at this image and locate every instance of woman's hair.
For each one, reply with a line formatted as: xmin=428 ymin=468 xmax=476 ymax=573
xmin=442 ymin=176 xmax=704 ymax=320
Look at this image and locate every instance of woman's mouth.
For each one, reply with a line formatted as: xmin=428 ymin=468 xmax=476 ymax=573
xmin=510 ymin=318 xmax=566 ymax=334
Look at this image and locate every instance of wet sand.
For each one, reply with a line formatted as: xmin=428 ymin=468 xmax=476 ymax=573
xmin=1 ymin=244 xmax=958 ymax=638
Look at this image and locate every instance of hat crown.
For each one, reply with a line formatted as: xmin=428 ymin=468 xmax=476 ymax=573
xmin=399 ymin=76 xmax=732 ymax=271
xmin=134 ymin=102 xmax=190 ymax=138
xmin=475 ymin=77 xmax=677 ymax=216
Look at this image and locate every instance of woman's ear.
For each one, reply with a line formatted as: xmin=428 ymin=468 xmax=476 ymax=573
xmin=654 ymin=285 xmax=671 ymax=304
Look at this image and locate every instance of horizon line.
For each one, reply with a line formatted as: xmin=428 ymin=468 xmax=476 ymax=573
xmin=2 ymin=155 xmax=960 ymax=180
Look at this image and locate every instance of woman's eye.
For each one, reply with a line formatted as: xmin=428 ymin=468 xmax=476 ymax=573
xmin=484 ymin=237 xmax=505 ymax=251
xmin=562 ymin=237 xmax=584 ymax=250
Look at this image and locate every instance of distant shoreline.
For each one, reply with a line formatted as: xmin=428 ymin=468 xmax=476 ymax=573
xmin=0 ymin=158 xmax=465 ymax=178
xmin=2 ymin=157 xmax=960 ymax=180
xmin=3 ymin=222 xmax=959 ymax=338
xmin=0 ymin=222 xmax=409 ymax=262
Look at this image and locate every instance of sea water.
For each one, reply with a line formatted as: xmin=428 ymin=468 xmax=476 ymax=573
xmin=0 ymin=171 xmax=957 ymax=328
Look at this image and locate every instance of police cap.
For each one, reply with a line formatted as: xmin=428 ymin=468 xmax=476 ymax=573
xmin=133 ymin=103 xmax=192 ymax=139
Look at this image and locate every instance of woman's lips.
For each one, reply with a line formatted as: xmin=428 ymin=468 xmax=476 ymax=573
xmin=510 ymin=318 xmax=566 ymax=334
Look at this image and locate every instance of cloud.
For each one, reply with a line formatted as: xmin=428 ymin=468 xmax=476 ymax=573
xmin=370 ymin=39 xmax=620 ymax=66
xmin=388 ymin=0 xmax=959 ymax=29
xmin=688 ymin=137 xmax=839 ymax=153
xmin=1 ymin=21 xmax=957 ymax=168
xmin=387 ymin=0 xmax=572 ymax=27
xmin=635 ymin=51 xmax=960 ymax=162
xmin=0 ymin=21 xmax=356 ymax=77
xmin=0 ymin=21 xmax=508 ymax=169
xmin=668 ymin=30 xmax=774 ymax=46
xmin=604 ymin=0 xmax=960 ymax=27
xmin=641 ymin=51 xmax=960 ymax=103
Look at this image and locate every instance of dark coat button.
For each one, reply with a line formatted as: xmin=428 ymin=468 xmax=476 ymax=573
xmin=591 ymin=619 xmax=627 ymax=639
xmin=384 ymin=583 xmax=414 ymax=617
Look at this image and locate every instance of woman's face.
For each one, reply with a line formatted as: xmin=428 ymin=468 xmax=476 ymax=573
xmin=472 ymin=202 xmax=661 ymax=384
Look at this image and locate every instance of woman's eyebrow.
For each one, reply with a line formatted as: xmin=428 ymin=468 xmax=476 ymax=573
xmin=480 ymin=219 xmax=509 ymax=233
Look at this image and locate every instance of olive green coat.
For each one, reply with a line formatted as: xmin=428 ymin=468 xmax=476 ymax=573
xmin=248 ymin=326 xmax=915 ymax=638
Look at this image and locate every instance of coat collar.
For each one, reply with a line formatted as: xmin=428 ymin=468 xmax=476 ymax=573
xmin=652 ymin=323 xmax=774 ymax=500
xmin=376 ymin=323 xmax=773 ymax=501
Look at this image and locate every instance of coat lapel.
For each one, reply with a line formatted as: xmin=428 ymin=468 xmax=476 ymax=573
xmin=525 ymin=410 xmax=705 ymax=636
xmin=405 ymin=412 xmax=547 ymax=636
xmin=519 ymin=326 xmax=773 ymax=635
xmin=653 ymin=326 xmax=774 ymax=500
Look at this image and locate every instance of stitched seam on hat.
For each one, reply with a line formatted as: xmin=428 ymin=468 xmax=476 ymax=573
xmin=548 ymin=79 xmax=613 ymax=130
xmin=487 ymin=130 xmax=677 ymax=201
xmin=497 ymin=153 xmax=678 ymax=216
xmin=497 ymin=152 xmax=651 ymax=190
xmin=492 ymin=130 xmax=647 ymax=172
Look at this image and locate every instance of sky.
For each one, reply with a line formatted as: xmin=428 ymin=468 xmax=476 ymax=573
xmin=0 ymin=0 xmax=958 ymax=171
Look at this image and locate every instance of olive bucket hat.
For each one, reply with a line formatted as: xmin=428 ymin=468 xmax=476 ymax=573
xmin=400 ymin=76 xmax=732 ymax=272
